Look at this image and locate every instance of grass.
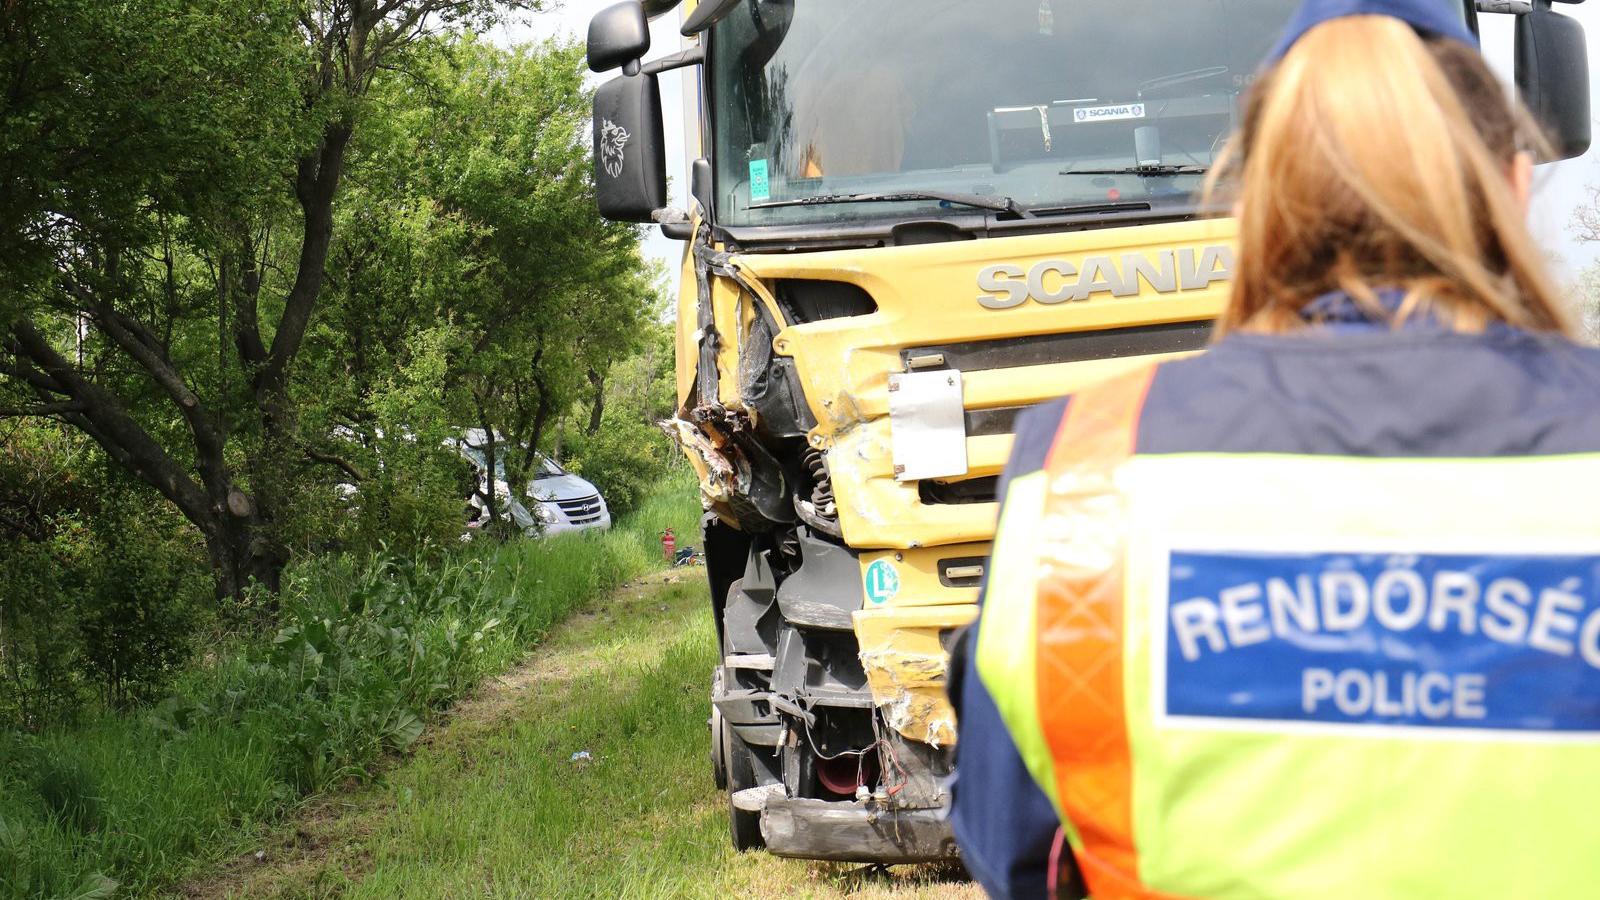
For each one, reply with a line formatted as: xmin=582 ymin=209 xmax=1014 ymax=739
xmin=0 ymin=476 xmax=703 ymax=900
xmin=185 ymin=573 xmax=978 ymax=900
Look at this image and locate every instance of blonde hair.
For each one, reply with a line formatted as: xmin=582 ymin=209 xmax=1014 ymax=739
xmin=1210 ymin=16 xmax=1573 ymax=336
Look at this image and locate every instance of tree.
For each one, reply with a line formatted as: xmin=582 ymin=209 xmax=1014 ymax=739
xmin=312 ymin=38 xmax=656 ymax=537
xmin=0 ymin=0 xmax=537 ymax=598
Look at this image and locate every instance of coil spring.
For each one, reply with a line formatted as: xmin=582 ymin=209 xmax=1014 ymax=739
xmin=805 ymin=448 xmax=837 ymax=520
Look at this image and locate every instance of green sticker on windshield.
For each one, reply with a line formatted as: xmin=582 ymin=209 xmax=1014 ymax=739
xmin=749 ymin=159 xmax=770 ymax=202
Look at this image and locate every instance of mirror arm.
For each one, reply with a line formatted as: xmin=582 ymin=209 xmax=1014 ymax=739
xmin=655 ymin=207 xmax=693 ymax=239
xmin=641 ymin=0 xmax=682 ymax=16
xmin=641 ymin=47 xmax=705 ymax=76
xmin=1478 ymin=1 xmax=1590 ymax=13
xmin=680 ymin=0 xmax=742 ymax=35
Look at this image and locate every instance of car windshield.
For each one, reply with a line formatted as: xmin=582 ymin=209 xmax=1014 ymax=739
xmin=458 ymin=443 xmax=565 ymax=481
xmin=710 ymin=0 xmax=1467 ymax=228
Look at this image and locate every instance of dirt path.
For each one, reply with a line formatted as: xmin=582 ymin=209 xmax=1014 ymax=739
xmin=176 ymin=569 xmax=981 ymax=900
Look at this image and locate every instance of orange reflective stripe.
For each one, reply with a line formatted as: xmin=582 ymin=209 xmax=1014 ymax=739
xmin=1035 ymin=366 xmax=1176 ymax=900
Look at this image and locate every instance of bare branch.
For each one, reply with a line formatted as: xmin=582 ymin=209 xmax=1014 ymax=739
xmin=1573 ymin=183 xmax=1600 ymax=244
xmin=306 ymin=447 xmax=366 ymax=482
xmin=0 ymin=400 xmax=86 ymax=418
xmin=7 ymin=319 xmax=213 ymax=528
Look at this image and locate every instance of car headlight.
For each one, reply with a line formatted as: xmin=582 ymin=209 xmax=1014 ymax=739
xmin=534 ymin=503 xmax=558 ymax=523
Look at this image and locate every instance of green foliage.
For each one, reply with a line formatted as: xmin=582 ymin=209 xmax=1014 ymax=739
xmin=562 ymin=318 xmax=679 ymax=519
xmin=564 ymin=415 xmax=680 ymax=520
xmin=309 ymin=36 xmax=657 ymax=533
xmin=0 ymin=0 xmax=309 ymax=308
xmin=0 ymin=478 xmax=701 ymax=900
xmin=0 ymin=425 xmax=211 ymax=726
xmin=75 ymin=500 xmax=212 ymax=710
xmin=0 ymin=10 xmax=681 ymax=894
xmin=4 ymin=2 xmax=599 ymax=600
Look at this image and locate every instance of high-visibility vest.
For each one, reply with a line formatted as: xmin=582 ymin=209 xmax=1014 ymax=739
xmin=974 ymin=360 xmax=1600 ymax=899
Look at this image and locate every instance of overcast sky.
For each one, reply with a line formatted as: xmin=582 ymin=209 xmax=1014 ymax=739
xmin=499 ymin=2 xmax=1600 ymax=288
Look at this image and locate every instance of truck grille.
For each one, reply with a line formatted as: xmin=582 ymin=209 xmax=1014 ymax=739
xmin=911 ymin=321 xmax=1213 ymax=511
xmin=900 ymin=320 xmax=1212 ymax=373
xmin=557 ymin=494 xmax=604 ymax=524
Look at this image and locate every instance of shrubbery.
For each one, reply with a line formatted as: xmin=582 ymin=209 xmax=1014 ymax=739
xmin=561 ymin=318 xmax=679 ymax=520
xmin=0 ymin=431 xmax=211 ymax=728
xmin=563 ymin=413 xmax=681 ymax=520
xmin=0 ymin=478 xmax=701 ymax=900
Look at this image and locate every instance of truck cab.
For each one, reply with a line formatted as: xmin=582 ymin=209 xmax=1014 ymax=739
xmin=584 ymin=0 xmax=1590 ymax=866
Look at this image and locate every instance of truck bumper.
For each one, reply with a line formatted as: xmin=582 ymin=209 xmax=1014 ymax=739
xmin=739 ymin=788 xmax=959 ymax=864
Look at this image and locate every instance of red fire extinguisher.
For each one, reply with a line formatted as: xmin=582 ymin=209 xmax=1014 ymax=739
xmin=661 ymin=527 xmax=676 ymax=562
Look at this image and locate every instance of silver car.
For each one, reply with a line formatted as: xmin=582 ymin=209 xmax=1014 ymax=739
xmin=455 ymin=436 xmax=611 ymax=537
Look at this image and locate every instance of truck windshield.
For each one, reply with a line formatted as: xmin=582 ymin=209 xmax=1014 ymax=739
xmin=710 ymin=0 xmax=1464 ymax=228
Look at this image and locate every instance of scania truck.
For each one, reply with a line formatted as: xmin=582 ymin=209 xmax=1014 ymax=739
xmin=583 ymin=0 xmax=1591 ymax=865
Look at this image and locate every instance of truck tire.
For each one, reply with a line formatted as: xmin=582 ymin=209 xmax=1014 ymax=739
xmin=710 ymin=667 xmax=728 ymax=790
xmin=722 ymin=720 xmax=766 ymax=851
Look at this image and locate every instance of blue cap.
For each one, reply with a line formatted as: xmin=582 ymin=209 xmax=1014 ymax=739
xmin=1267 ymin=0 xmax=1479 ymax=63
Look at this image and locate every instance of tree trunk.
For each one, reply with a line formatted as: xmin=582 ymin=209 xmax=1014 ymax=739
xmin=205 ymin=506 xmax=286 ymax=602
xmin=585 ymin=367 xmax=604 ymax=436
xmin=477 ymin=418 xmax=502 ymax=537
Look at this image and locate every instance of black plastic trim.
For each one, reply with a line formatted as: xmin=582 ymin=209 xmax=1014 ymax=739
xmin=964 ymin=406 xmax=1025 ymax=438
xmin=907 ymin=320 xmax=1213 ymax=374
xmin=918 ymin=476 xmax=999 ymax=507
xmin=714 ymin=205 xmax=1223 ymax=253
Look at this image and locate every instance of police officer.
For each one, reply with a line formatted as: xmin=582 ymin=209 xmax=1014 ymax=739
xmin=950 ymin=1 xmax=1600 ymax=897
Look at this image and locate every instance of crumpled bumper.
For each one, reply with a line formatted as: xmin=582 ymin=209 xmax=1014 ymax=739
xmin=737 ymin=786 xmax=959 ymax=864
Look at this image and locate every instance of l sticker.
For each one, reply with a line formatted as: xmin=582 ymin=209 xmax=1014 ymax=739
xmin=865 ymin=559 xmax=901 ymax=605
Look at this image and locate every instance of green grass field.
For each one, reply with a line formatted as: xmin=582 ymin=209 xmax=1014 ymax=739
xmin=183 ymin=572 xmax=977 ymax=900
xmin=1 ymin=479 xmax=706 ymax=900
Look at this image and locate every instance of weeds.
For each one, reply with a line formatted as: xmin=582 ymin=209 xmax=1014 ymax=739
xmin=0 ymin=477 xmax=700 ymax=900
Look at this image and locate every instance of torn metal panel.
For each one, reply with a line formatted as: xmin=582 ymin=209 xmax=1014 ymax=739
xmin=853 ymin=604 xmax=978 ymax=747
xmin=660 ymin=403 xmax=794 ymax=531
xmin=659 ymin=416 xmax=736 ymax=506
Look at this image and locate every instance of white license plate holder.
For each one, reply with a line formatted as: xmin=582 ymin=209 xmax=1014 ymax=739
xmin=888 ymin=370 xmax=968 ymax=483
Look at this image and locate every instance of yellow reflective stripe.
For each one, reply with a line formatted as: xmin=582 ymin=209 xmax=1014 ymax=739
xmin=974 ymin=470 xmax=1068 ymax=822
xmin=1119 ymin=452 xmax=1600 ymax=899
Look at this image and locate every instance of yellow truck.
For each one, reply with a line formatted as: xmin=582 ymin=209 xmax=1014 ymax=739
xmin=583 ymin=0 xmax=1591 ymax=864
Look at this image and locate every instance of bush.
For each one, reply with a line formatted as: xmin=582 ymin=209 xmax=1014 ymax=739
xmin=75 ymin=503 xmax=211 ymax=710
xmin=0 ymin=428 xmax=210 ymax=727
xmin=563 ymin=414 xmax=679 ymax=520
xmin=0 ymin=475 xmax=702 ymax=900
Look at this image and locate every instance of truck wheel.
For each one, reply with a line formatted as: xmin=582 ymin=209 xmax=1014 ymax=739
xmin=722 ymin=721 xmax=766 ymax=851
xmin=710 ymin=668 xmax=728 ymax=790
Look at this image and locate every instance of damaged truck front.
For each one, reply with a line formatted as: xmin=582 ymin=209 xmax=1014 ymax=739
xmin=582 ymin=0 xmax=1508 ymax=865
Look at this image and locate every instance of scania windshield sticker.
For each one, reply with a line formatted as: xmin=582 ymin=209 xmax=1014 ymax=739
xmin=1161 ymin=550 xmax=1600 ymax=735
xmin=1074 ymin=102 xmax=1146 ymax=124
xmin=749 ymin=159 xmax=771 ymax=202
xmin=865 ymin=559 xmax=900 ymax=606
xmin=600 ymin=119 xmax=630 ymax=178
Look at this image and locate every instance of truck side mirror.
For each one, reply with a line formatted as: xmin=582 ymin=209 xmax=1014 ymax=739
xmin=1516 ymin=1 xmax=1592 ymax=161
xmin=593 ymin=73 xmax=667 ymax=223
xmin=588 ymin=1 xmax=650 ymax=74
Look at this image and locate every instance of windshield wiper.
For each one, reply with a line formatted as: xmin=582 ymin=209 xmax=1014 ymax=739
xmin=749 ymin=190 xmax=1034 ymax=218
xmin=1063 ymin=164 xmax=1209 ymax=177
xmin=1138 ymin=65 xmax=1231 ymax=99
